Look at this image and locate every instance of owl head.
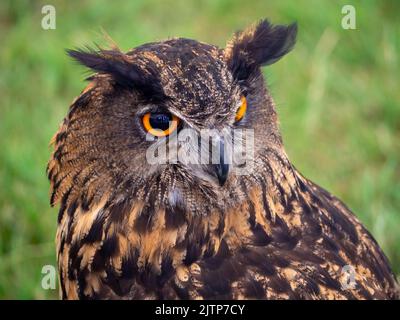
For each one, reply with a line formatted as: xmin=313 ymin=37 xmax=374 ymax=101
xmin=48 ymin=20 xmax=297 ymax=215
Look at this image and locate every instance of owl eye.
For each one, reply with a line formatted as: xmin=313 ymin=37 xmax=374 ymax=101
xmin=142 ymin=112 xmax=180 ymax=137
xmin=235 ymin=96 xmax=247 ymax=122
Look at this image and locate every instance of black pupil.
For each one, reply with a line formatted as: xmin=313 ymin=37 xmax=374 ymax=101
xmin=149 ymin=113 xmax=173 ymax=131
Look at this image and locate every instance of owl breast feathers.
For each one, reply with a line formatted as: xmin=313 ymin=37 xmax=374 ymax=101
xmin=47 ymin=19 xmax=399 ymax=299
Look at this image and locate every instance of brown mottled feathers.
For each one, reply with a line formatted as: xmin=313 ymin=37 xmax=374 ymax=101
xmin=47 ymin=20 xmax=399 ymax=299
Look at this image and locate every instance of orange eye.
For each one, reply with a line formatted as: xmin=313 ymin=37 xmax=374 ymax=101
xmin=142 ymin=112 xmax=180 ymax=137
xmin=235 ymin=96 xmax=247 ymax=122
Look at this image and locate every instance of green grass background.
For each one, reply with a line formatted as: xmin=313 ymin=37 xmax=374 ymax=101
xmin=0 ymin=0 xmax=399 ymax=299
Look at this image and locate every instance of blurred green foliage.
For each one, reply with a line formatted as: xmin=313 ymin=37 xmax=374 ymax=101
xmin=0 ymin=0 xmax=399 ymax=299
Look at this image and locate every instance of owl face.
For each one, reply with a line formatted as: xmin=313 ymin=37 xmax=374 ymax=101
xmin=52 ymin=20 xmax=297 ymax=213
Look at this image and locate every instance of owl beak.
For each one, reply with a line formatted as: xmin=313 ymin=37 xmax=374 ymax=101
xmin=213 ymin=139 xmax=230 ymax=186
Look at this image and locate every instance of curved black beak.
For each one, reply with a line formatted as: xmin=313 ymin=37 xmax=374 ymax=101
xmin=213 ymin=139 xmax=230 ymax=186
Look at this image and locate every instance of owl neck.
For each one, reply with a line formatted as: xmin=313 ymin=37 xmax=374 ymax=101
xmin=57 ymin=147 xmax=304 ymax=294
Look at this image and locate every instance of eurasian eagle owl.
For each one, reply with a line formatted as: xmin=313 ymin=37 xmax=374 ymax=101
xmin=47 ymin=20 xmax=399 ymax=299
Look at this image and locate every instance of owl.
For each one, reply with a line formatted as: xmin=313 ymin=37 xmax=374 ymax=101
xmin=47 ymin=19 xmax=399 ymax=299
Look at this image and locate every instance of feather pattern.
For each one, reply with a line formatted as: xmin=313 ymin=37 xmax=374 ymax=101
xmin=48 ymin=19 xmax=399 ymax=300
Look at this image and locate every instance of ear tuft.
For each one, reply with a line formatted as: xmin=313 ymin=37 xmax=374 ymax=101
xmin=67 ymin=47 xmax=164 ymax=99
xmin=225 ymin=19 xmax=297 ymax=80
